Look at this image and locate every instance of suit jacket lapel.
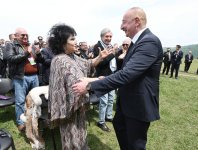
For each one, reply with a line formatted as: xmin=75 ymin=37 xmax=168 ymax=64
xmin=122 ymin=28 xmax=151 ymax=68
xmin=122 ymin=42 xmax=134 ymax=68
xmin=136 ymin=28 xmax=150 ymax=43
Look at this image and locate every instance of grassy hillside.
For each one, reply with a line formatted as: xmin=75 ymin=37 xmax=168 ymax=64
xmin=0 ymin=61 xmax=198 ymax=150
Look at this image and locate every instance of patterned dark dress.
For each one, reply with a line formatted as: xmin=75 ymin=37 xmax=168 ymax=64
xmin=48 ymin=54 xmax=92 ymax=150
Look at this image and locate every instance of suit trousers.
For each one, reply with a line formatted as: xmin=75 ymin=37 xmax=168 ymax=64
xmin=162 ymin=61 xmax=171 ymax=75
xmin=113 ymin=104 xmax=150 ymax=150
xmin=170 ymin=63 xmax=181 ymax=78
xmin=184 ymin=62 xmax=191 ymax=72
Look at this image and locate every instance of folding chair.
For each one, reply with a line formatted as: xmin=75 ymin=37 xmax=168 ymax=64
xmin=0 ymin=78 xmax=15 ymax=108
xmin=0 ymin=128 xmax=16 ymax=150
xmin=89 ymin=93 xmax=99 ymax=110
xmin=0 ymin=79 xmax=15 ymax=149
xmin=87 ymin=93 xmax=99 ymax=126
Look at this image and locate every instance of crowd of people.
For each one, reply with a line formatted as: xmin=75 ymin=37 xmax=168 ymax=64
xmin=0 ymin=6 xmax=197 ymax=150
xmin=162 ymin=45 xmax=195 ymax=79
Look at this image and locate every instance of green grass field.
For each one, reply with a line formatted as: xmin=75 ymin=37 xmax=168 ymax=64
xmin=178 ymin=58 xmax=198 ymax=75
xmin=0 ymin=59 xmax=197 ymax=150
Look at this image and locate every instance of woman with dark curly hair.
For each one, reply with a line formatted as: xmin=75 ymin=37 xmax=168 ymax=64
xmin=47 ymin=23 xmax=112 ymax=150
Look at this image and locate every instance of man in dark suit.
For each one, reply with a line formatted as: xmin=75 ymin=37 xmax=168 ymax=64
xmin=39 ymin=47 xmax=54 ymax=85
xmin=184 ymin=51 xmax=193 ymax=72
xmin=170 ymin=45 xmax=183 ymax=79
xmin=73 ymin=7 xmax=163 ymax=150
xmin=162 ymin=48 xmax=172 ymax=75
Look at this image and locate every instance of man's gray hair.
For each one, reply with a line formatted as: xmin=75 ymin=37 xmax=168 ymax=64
xmin=100 ymin=28 xmax=112 ymax=38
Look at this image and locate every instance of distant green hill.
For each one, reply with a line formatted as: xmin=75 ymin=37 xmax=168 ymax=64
xmin=164 ymin=44 xmax=198 ymax=58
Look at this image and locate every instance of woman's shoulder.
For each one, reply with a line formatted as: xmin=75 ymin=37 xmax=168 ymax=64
xmin=51 ymin=54 xmax=67 ymax=66
xmin=52 ymin=54 xmax=67 ymax=61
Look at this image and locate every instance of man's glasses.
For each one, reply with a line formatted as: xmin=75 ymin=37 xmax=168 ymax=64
xmin=20 ymin=34 xmax=28 ymax=38
xmin=122 ymin=44 xmax=129 ymax=47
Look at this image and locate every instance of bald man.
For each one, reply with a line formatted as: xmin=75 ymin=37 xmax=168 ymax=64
xmin=5 ymin=27 xmax=41 ymax=132
xmin=73 ymin=7 xmax=163 ymax=149
xmin=116 ymin=37 xmax=132 ymax=70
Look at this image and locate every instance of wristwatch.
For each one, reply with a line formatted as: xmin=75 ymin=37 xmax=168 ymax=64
xmin=86 ymin=83 xmax=91 ymax=92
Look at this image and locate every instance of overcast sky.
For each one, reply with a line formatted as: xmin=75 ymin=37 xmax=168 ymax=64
xmin=0 ymin=0 xmax=197 ymax=47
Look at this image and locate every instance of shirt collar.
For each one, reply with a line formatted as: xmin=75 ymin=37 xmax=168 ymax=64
xmin=100 ymin=40 xmax=112 ymax=49
xmin=132 ymin=27 xmax=147 ymax=44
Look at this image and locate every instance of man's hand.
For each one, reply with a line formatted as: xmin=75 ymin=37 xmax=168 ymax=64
xmin=27 ymin=45 xmax=32 ymax=53
xmin=99 ymin=47 xmax=113 ymax=59
xmin=34 ymin=44 xmax=40 ymax=54
xmin=72 ymin=79 xmax=89 ymax=96
xmin=113 ymin=43 xmax=119 ymax=54
xmin=98 ymin=76 xmax=105 ymax=79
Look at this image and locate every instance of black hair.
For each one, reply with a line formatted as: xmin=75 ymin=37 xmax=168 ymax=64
xmin=48 ymin=23 xmax=77 ymax=55
xmin=176 ymin=45 xmax=181 ymax=49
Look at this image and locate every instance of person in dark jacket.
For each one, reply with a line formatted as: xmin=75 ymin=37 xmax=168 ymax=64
xmin=170 ymin=45 xmax=183 ymax=79
xmin=162 ymin=48 xmax=172 ymax=75
xmin=39 ymin=47 xmax=54 ymax=85
xmin=0 ymin=45 xmax=7 ymax=78
xmin=184 ymin=50 xmax=193 ymax=72
xmin=115 ymin=37 xmax=131 ymax=71
xmin=5 ymin=27 xmax=42 ymax=132
xmin=92 ymin=28 xmax=117 ymax=132
xmin=78 ymin=42 xmax=90 ymax=59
